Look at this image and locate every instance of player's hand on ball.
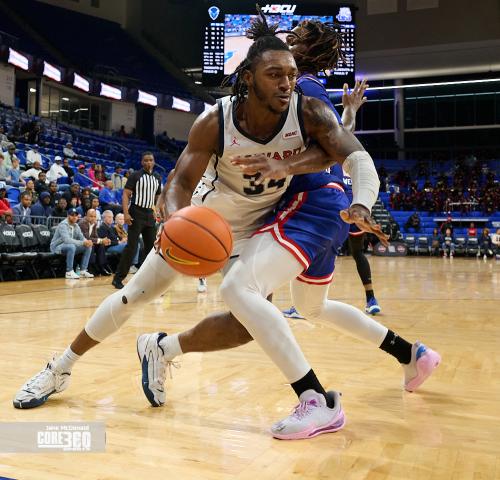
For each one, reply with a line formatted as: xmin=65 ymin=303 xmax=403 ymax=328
xmin=340 ymin=204 xmax=390 ymax=246
xmin=231 ymin=154 xmax=288 ymax=184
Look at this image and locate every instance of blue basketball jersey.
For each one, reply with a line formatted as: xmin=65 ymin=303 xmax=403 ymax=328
xmin=286 ymin=75 xmax=346 ymax=196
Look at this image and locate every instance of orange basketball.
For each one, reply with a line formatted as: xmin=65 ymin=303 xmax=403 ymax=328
xmin=160 ymin=206 xmax=233 ymax=276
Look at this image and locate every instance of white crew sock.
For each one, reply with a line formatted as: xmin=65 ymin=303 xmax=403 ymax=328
xmin=159 ymin=334 xmax=183 ymax=361
xmin=56 ymin=347 xmax=80 ymax=372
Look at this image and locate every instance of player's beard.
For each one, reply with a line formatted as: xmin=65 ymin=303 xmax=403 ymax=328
xmin=253 ymin=81 xmax=282 ymax=115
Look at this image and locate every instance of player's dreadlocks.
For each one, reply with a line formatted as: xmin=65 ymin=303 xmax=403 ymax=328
xmin=221 ymin=4 xmax=289 ymax=104
xmin=287 ymin=20 xmax=346 ymax=74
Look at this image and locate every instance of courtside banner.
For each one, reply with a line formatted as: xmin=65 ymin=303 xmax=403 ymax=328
xmin=0 ymin=422 xmax=105 ymax=453
xmin=373 ymin=242 xmax=408 ymax=256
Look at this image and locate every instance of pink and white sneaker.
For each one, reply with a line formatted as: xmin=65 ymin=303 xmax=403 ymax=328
xmin=271 ymin=390 xmax=346 ymax=440
xmin=404 ymin=342 xmax=441 ymax=392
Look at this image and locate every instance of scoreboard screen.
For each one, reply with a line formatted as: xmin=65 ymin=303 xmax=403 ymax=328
xmin=202 ymin=2 xmax=355 ymax=88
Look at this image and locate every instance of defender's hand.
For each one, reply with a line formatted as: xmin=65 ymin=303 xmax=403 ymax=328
xmin=231 ymin=154 xmax=288 ymax=184
xmin=342 ymin=79 xmax=368 ymax=113
xmin=340 ymin=204 xmax=390 ymax=246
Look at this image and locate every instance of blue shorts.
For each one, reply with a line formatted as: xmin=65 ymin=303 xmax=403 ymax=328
xmin=255 ymin=182 xmax=349 ymax=285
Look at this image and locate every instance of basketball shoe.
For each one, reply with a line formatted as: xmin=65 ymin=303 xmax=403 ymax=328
xmin=365 ymin=297 xmax=381 ymax=315
xmin=271 ymin=390 xmax=345 ymax=440
xmin=197 ymin=278 xmax=207 ymax=293
xmin=13 ymin=356 xmax=70 ymax=409
xmin=403 ymin=342 xmax=441 ymax=392
xmin=282 ymin=306 xmax=305 ymax=319
xmin=137 ymin=332 xmax=173 ymax=407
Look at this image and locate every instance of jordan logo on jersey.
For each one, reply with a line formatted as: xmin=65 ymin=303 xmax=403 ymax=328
xmin=231 ymin=137 xmax=240 ymax=146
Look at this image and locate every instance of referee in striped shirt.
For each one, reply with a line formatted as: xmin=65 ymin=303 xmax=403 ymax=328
xmin=113 ymin=152 xmax=162 ymax=289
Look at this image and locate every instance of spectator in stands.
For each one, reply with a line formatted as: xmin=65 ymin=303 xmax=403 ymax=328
xmin=8 ymin=121 xmax=24 ymax=143
xmin=117 ymin=125 xmax=127 ymax=138
xmin=47 ymin=156 xmax=67 ymax=183
xmin=478 ymin=228 xmax=494 ymax=260
xmin=7 ymin=158 xmax=25 ymax=187
xmin=47 ymin=181 xmax=59 ymax=207
xmin=0 ymin=153 xmax=8 ymax=180
xmin=62 ymin=158 xmax=75 ymax=181
xmin=26 ymin=145 xmax=42 ymax=166
xmin=51 ymin=197 xmax=68 ymax=219
xmin=24 ymin=179 xmax=38 ymax=204
xmin=440 ymin=215 xmax=454 ymax=234
xmin=111 ymin=166 xmax=126 ymax=190
xmin=115 ymin=212 xmax=140 ymax=273
xmin=11 ymin=191 xmax=32 ymax=225
xmin=405 ymin=212 xmax=421 ymax=233
xmin=50 ymin=208 xmax=94 ymax=279
xmin=74 ymin=164 xmax=92 ymax=188
xmin=467 ymin=222 xmax=477 ymax=237
xmin=63 ymin=183 xmax=81 ymax=206
xmin=30 ymin=191 xmax=53 ymax=221
xmin=94 ymin=164 xmax=106 ymax=188
xmin=98 ymin=210 xmax=128 ymax=257
xmin=0 ymin=187 xmax=12 ymax=218
xmin=27 ymin=125 xmax=43 ymax=145
xmin=21 ymin=160 xmax=43 ymax=182
xmin=0 ymin=126 xmax=10 ymax=149
xmin=492 ymin=228 xmax=500 ymax=259
xmin=76 ymin=198 xmax=92 ymax=217
xmin=3 ymin=144 xmax=18 ymax=170
xmin=431 ymin=228 xmax=441 ymax=256
xmin=63 ymin=142 xmax=80 ymax=160
xmin=99 ymin=180 xmax=121 ymax=215
xmin=91 ymin=197 xmax=102 ymax=222
xmin=78 ymin=208 xmax=112 ymax=276
xmin=34 ymin=171 xmax=49 ymax=195
xmin=441 ymin=228 xmax=455 ymax=258
xmin=81 ymin=187 xmax=95 ymax=203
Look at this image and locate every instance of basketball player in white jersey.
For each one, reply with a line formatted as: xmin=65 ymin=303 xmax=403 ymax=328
xmin=13 ymin=13 xmax=409 ymax=440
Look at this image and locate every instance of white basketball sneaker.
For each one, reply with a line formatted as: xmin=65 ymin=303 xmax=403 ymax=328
xmin=271 ymin=390 xmax=346 ymax=440
xmin=137 ymin=332 xmax=169 ymax=407
xmin=197 ymin=278 xmax=207 ymax=293
xmin=13 ymin=356 xmax=71 ymax=409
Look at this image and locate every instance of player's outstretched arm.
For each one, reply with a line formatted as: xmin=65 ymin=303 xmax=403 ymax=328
xmin=165 ymin=107 xmax=219 ymax=216
xmin=341 ymin=79 xmax=368 ymax=132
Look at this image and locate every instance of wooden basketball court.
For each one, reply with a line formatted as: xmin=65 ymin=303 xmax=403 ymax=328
xmin=0 ymin=256 xmax=499 ymax=479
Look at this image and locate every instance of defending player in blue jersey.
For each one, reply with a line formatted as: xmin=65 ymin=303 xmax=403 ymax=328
xmin=276 ymin=22 xmax=381 ymax=316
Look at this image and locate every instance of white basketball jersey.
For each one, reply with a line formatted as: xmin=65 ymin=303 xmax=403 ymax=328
xmin=192 ymin=92 xmax=306 ymax=245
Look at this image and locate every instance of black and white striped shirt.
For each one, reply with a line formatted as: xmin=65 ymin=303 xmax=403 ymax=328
xmin=124 ymin=169 xmax=162 ymax=209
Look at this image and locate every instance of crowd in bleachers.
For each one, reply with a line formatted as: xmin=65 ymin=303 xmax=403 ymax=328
xmin=386 ymin=157 xmax=499 ymax=215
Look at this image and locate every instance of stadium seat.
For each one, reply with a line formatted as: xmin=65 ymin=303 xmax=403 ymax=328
xmin=466 ymin=237 xmax=479 ymax=256
xmin=416 ymin=236 xmax=430 ymax=255
xmin=405 ymin=235 xmax=416 ymax=255
xmin=455 ymin=237 xmax=467 ymax=256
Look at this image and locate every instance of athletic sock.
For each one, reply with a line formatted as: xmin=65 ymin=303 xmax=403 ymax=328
xmin=379 ymin=330 xmax=413 ymax=364
xmin=56 ymin=347 xmax=80 ymax=372
xmin=291 ymin=369 xmax=334 ymax=408
xmin=365 ymin=289 xmax=375 ymax=302
xmin=158 ymin=333 xmax=183 ymax=361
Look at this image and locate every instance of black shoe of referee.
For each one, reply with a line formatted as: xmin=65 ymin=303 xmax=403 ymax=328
xmin=112 ymin=276 xmax=125 ymax=289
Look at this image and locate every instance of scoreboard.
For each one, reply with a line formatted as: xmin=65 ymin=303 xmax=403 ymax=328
xmin=202 ymin=2 xmax=356 ymax=88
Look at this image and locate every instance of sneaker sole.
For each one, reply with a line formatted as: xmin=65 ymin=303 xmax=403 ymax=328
xmin=365 ymin=306 xmax=381 ymax=315
xmin=405 ymin=350 xmax=441 ymax=392
xmin=137 ymin=335 xmax=164 ymax=408
xmin=272 ymin=410 xmax=346 ymax=440
xmin=283 ymin=313 xmax=305 ymax=319
xmin=13 ymin=390 xmax=56 ymax=409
